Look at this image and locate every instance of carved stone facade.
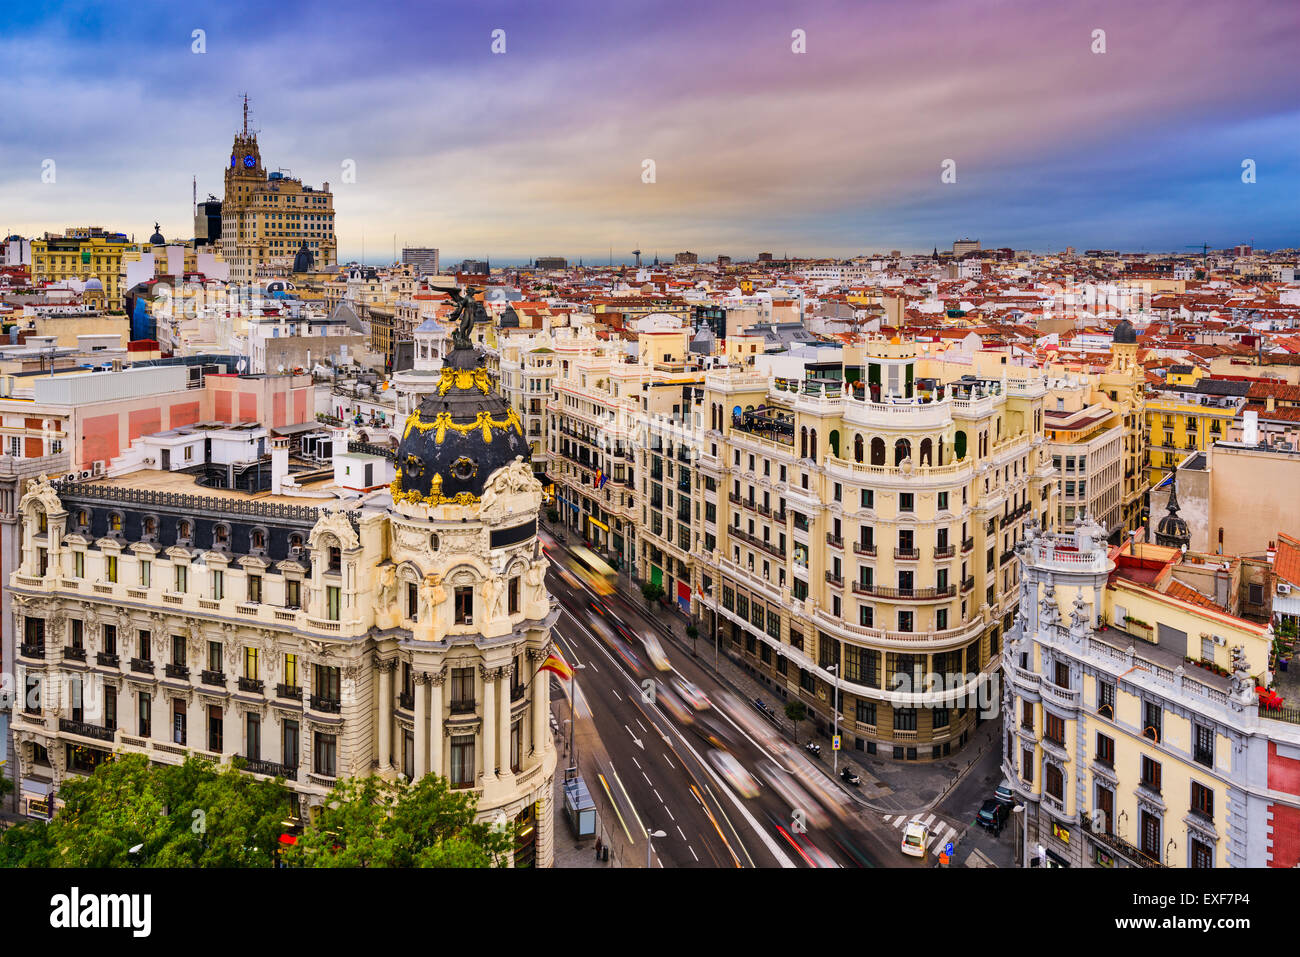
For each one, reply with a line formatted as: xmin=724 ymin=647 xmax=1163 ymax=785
xmin=7 ymin=457 xmax=558 ymax=865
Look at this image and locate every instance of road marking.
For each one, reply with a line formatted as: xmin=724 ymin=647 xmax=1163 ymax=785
xmin=596 ymin=772 xmax=634 ymax=843
xmin=587 ymin=660 xmax=599 ymax=673
xmin=632 ymin=757 xmax=641 ymax=770
xmin=689 ymin=846 xmax=699 ymax=862
xmin=678 ymin=825 xmax=687 ymax=840
xmin=611 ymin=687 xmax=621 ymax=701
xmin=642 ymin=771 xmax=652 ymax=786
xmin=664 ymin=804 xmax=675 ymax=822
xmin=609 ymin=765 xmax=647 ymax=839
xmin=635 ymin=718 xmax=648 ymax=734
xmin=662 ymin=753 xmax=675 ymax=769
xmin=625 ymin=725 xmax=644 ymax=750
xmin=919 ymin=813 xmax=936 ymax=828
xmin=654 ymin=788 xmax=662 ymax=803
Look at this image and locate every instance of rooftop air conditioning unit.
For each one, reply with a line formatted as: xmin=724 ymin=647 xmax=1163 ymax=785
xmin=79 ymin=470 xmax=92 ymax=479
xmin=63 ymin=473 xmax=77 ymax=484
xmin=1280 ymin=583 xmax=1293 ymax=596
xmin=92 ymin=460 xmax=105 ymax=476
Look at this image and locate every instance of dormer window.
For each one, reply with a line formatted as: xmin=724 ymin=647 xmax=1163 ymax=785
xmin=178 ymin=520 xmax=193 ymax=543
xmin=75 ymin=509 xmax=91 ymax=532
xmin=37 ymin=511 xmax=47 ymax=534
xmin=142 ymin=516 xmax=158 ymax=541
xmin=214 ymin=524 xmax=230 ymax=549
xmin=109 ymin=512 xmax=123 ymax=535
xmin=251 ymin=528 xmax=267 ymax=551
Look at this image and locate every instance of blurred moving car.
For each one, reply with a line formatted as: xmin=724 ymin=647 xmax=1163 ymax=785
xmin=672 ymin=677 xmax=710 ymax=711
xmin=642 ymin=632 xmax=671 ymax=672
xmin=707 ymin=749 xmax=759 ymax=798
xmin=901 ymin=819 xmax=928 ymax=858
xmin=654 ymin=680 xmax=695 ymax=727
xmin=757 ymin=762 xmax=829 ymax=829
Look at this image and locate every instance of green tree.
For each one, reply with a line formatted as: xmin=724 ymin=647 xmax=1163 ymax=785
xmin=641 ymin=581 xmax=665 ymax=607
xmin=546 ymin=508 xmax=559 ymax=524
xmin=0 ymin=754 xmax=290 ymax=868
xmin=785 ymin=700 xmax=807 ymax=743
xmin=283 ymin=774 xmax=515 ymax=868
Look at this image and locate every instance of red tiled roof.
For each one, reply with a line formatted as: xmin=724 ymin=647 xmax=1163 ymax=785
xmin=1276 ymin=533 xmax=1300 ymax=588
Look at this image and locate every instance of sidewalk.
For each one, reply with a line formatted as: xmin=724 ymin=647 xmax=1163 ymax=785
xmin=613 ymin=571 xmax=993 ymax=816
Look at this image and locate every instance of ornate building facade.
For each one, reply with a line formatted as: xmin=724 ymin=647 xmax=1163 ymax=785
xmin=6 ymin=341 xmax=557 ymax=865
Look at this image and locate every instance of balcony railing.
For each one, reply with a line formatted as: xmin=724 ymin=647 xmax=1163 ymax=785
xmin=826 ymin=534 xmax=843 ymax=549
xmin=238 ymin=676 xmax=264 ymax=694
xmin=1000 ymin=550 xmax=1016 ymax=565
xmin=241 ymin=758 xmax=298 ymax=781
xmin=398 ymin=691 xmax=414 ymax=710
xmin=961 ymin=537 xmax=975 ymax=553
xmin=276 ymin=683 xmax=303 ymax=701
xmin=933 ymin=545 xmax=955 ymax=559
xmin=309 ymin=694 xmax=342 ymax=714
xmin=201 ymin=670 xmax=226 ymax=687
xmin=825 ymin=572 xmax=844 ymax=588
xmin=1080 ymin=813 xmax=1165 ymax=868
xmin=130 ymin=657 xmax=153 ymax=674
xmin=852 ymin=583 xmax=956 ymax=600
xmin=19 ymin=642 xmax=45 ymax=659
xmin=854 ymin=542 xmax=877 ymax=556
xmin=961 ymin=576 xmax=975 ymax=593
xmin=64 ymin=646 xmax=86 ymax=662
xmin=165 ymin=663 xmax=190 ymax=680
xmin=59 ymin=718 xmax=116 ymax=742
xmin=96 ymin=651 xmax=120 ymax=668
xmin=449 ymin=700 xmax=476 ymax=715
xmin=894 ymin=548 xmax=920 ymax=560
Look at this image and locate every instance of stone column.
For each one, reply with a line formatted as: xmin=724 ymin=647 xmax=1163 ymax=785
xmin=497 ymin=664 xmax=511 ymax=774
xmin=429 ymin=668 xmax=445 ymax=779
xmin=377 ymin=659 xmax=395 ymax=771
xmin=529 ymin=648 xmax=547 ymax=758
xmin=413 ymin=672 xmax=429 ymax=779
xmin=481 ymin=665 xmax=496 ymax=776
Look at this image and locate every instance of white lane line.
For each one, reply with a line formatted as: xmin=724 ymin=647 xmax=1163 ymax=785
xmin=654 ymin=788 xmax=663 ymax=803
xmin=665 ymin=805 xmax=675 ymax=822
xmin=611 ymin=688 xmax=622 ymax=701
xmin=677 ymin=825 xmax=687 ymax=840
xmin=642 ymin=771 xmax=652 ymax=786
xmin=632 ymin=757 xmax=642 ymax=770
xmin=689 ymin=846 xmax=699 ymax=862
xmin=662 ymin=753 xmax=675 ymax=769
xmin=636 ymin=718 xmax=648 ymax=734
xmin=588 ymin=660 xmax=599 ymax=673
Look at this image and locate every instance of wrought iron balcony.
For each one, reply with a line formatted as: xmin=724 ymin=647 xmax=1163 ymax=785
xmin=59 ymin=718 xmax=116 ymax=742
xmin=960 ymin=576 xmax=975 ymax=593
xmin=241 ymin=758 xmax=298 ymax=781
xmin=826 ymin=534 xmax=843 ymax=549
xmin=933 ymin=545 xmax=956 ymax=559
xmin=165 ymin=663 xmax=190 ymax=680
xmin=398 ymin=691 xmax=414 ymax=710
xmin=276 ymin=683 xmax=303 ymax=701
xmin=894 ymin=548 xmax=920 ymax=560
xmin=961 ymin=537 xmax=975 ymax=553
xmin=309 ymin=694 xmax=342 ymax=714
xmin=130 ymin=657 xmax=154 ymax=674
xmin=64 ymin=646 xmax=86 ymax=662
xmin=96 ymin=651 xmax=120 ymax=668
xmin=825 ymin=571 xmax=844 ymax=588
xmin=19 ymin=642 xmax=45 ymax=659
xmin=238 ymin=676 xmax=264 ymax=694
xmin=201 ymin=670 xmax=226 ymax=687
xmin=853 ymin=542 xmax=877 ymax=556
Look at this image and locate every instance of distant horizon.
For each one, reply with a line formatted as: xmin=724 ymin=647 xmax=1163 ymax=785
xmin=2 ymin=0 xmax=1296 ymax=255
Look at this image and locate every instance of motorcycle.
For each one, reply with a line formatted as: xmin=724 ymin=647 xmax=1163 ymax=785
xmin=840 ymin=766 xmax=861 ymax=786
xmin=804 ymin=742 xmax=822 ymax=758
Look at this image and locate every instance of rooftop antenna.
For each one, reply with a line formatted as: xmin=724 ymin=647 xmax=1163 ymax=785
xmin=241 ymin=93 xmax=249 ymax=136
xmin=192 ymin=175 xmax=197 ymax=215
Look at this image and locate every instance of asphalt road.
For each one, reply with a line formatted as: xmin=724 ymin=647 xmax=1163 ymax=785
xmin=542 ymin=530 xmax=918 ymax=868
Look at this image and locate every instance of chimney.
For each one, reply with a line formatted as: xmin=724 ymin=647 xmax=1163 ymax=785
xmin=270 ymin=435 xmax=290 ymax=493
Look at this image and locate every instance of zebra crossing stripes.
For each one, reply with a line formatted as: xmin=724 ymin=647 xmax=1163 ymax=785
xmin=884 ymin=813 xmax=959 ymax=855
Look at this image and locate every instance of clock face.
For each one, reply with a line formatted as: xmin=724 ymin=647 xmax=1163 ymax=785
xmin=243 ymin=154 xmax=256 ymax=168
xmin=230 ymin=154 xmax=237 ymax=168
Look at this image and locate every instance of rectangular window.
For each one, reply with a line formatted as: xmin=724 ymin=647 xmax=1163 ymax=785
xmin=407 ymin=582 xmax=419 ymax=620
xmin=285 ymin=578 xmax=301 ymax=608
xmin=244 ymin=647 xmax=259 ymax=680
xmin=140 ymin=560 xmax=151 ymax=587
xmin=508 ymin=576 xmax=520 ymax=615
xmin=74 ymin=551 xmax=84 ymax=578
xmin=893 ymin=708 xmax=917 ymax=731
xmin=247 ymin=574 xmax=262 ymax=603
xmin=246 ymin=713 xmax=261 ymax=761
xmin=450 ymin=735 xmax=475 ymax=787
xmin=1191 ymin=837 xmax=1213 ymax=869
xmin=1143 ymin=701 xmax=1162 ymax=742
xmin=899 ymin=492 xmax=914 ymax=512
xmin=1045 ymin=763 xmax=1063 ymax=800
xmin=1022 ymin=748 xmax=1034 ymax=783
xmin=173 ymin=699 xmax=187 ymax=745
xmin=208 ymin=641 xmax=222 ymax=673
xmin=211 ymin=570 xmax=224 ymax=600
xmin=284 ymin=654 xmax=298 ymax=689
xmin=283 ymin=720 xmax=299 ymax=768
xmin=1193 ymin=724 xmax=1214 ymax=767
xmin=104 ymin=685 xmax=117 ymax=731
xmin=138 ymin=691 xmax=151 ymax=738
xmin=860 ymin=489 xmax=873 ymax=509
xmin=313 ymin=664 xmax=340 ymax=703
xmin=313 ymin=732 xmax=337 ymax=777
xmin=174 ymin=564 xmax=187 ymax=593
xmin=1140 ymin=755 xmax=1162 ymax=793
xmin=856 ymin=701 xmax=876 ymax=725
xmin=1054 ymin=660 xmax=1069 ymax=689
xmin=1044 ymin=712 xmax=1065 ymax=745
xmin=1191 ymin=781 xmax=1213 ymax=820
xmin=207 ymin=704 xmax=224 ymax=753
xmin=1097 ymin=680 xmax=1115 ymax=719
xmin=511 ymin=718 xmax=522 ymax=773
xmin=1021 ymin=700 xmax=1034 ymax=730
xmin=105 ymin=555 xmax=118 ymax=583
xmin=1096 ymin=733 xmax=1114 ymax=766
xmin=455 ymin=586 xmax=474 ymax=625
xmin=937 ymin=491 xmax=948 ymax=510
xmin=451 ymin=667 xmax=475 ymax=711
xmin=171 ymin=634 xmax=186 ymax=666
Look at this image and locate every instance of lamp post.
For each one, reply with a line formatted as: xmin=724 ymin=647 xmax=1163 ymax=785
xmin=1012 ymin=805 xmax=1027 ymax=869
xmin=827 ymin=664 xmax=840 ymax=774
xmin=646 ymin=828 xmax=667 ymax=868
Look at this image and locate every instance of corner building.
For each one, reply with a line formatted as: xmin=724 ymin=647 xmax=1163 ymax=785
xmin=8 ymin=343 xmax=557 ymax=865
xmin=698 ymin=338 xmax=1057 ymax=760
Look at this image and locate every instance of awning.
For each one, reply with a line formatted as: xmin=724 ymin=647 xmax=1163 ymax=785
xmin=589 ymin=517 xmax=609 ymax=532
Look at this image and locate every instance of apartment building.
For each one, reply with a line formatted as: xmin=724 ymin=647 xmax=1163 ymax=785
xmin=1003 ymin=517 xmax=1300 ymax=868
xmin=696 ymin=337 xmax=1057 ymax=760
xmin=1145 ymin=372 xmax=1245 ymax=486
xmin=6 ymin=343 xmax=558 ymax=865
xmin=1044 ymin=377 xmax=1124 ymax=533
xmin=498 ymin=335 xmax=558 ymax=481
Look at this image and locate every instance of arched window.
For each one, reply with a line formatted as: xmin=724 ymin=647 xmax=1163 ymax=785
xmin=178 ymin=520 xmax=192 ymax=541
xmin=854 ymin=434 xmax=864 ymax=463
xmin=894 ymin=439 xmax=911 ymax=466
xmin=251 ymin=528 xmax=266 ymax=550
xmin=919 ymin=438 xmax=933 ymax=466
xmin=142 ymin=516 xmax=157 ymax=539
xmin=288 ymin=533 xmax=304 ymax=554
xmin=328 ymin=545 xmax=341 ymax=572
xmin=809 ymin=429 xmax=818 ymax=461
xmin=938 ymin=438 xmax=945 ymax=466
xmin=870 ymin=437 xmax=886 ymax=466
xmin=214 ymin=523 xmax=230 ymax=547
xmin=828 ymin=430 xmax=840 ymax=458
xmin=109 ymin=512 xmax=123 ymax=533
xmin=800 ymin=427 xmax=808 ymax=459
xmin=76 ymin=509 xmax=91 ymax=529
xmin=954 ymin=430 xmax=968 ymax=460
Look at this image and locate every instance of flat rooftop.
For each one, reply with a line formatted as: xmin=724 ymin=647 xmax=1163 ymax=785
xmin=73 ymin=468 xmax=343 ymax=506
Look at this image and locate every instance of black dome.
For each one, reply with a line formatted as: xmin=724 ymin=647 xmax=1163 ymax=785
xmin=391 ymin=345 xmax=529 ymax=505
xmin=1155 ymin=473 xmax=1190 ymax=549
xmin=1112 ymin=319 xmax=1137 ymax=344
xmin=149 ymin=222 xmax=165 ymax=245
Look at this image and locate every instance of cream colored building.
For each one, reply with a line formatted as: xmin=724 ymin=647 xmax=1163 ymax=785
xmin=7 ymin=352 xmax=558 ymax=865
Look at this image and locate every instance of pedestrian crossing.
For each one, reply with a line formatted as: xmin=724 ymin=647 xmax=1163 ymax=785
xmin=883 ymin=812 xmax=960 ymax=856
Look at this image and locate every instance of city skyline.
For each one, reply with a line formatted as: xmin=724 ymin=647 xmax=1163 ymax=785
xmin=1 ymin=0 xmax=1297 ymax=261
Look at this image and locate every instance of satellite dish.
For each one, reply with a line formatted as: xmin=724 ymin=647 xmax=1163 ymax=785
xmin=237 ymin=358 xmax=248 ymax=373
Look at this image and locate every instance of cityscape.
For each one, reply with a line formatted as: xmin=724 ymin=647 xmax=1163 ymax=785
xmin=0 ymin=0 xmax=1298 ymax=929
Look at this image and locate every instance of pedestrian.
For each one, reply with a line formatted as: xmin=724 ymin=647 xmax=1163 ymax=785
xmin=595 ymin=837 xmax=603 ymax=860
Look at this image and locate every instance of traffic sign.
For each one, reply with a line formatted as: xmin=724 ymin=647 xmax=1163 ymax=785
xmin=831 ymin=735 xmax=841 ymax=751
xmin=944 ymin=841 xmax=954 ymax=856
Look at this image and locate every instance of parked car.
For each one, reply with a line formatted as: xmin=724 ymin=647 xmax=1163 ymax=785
xmin=900 ymin=819 xmax=929 ymax=858
xmin=994 ymin=782 xmax=1014 ymax=806
xmin=977 ymin=799 xmax=1007 ymax=833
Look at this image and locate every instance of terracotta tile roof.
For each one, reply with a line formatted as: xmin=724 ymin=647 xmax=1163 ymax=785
xmin=1164 ymin=579 xmax=1222 ymax=611
xmin=1276 ymin=533 xmax=1300 ymax=588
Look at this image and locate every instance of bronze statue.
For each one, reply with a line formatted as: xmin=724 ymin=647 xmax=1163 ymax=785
xmin=431 ymin=285 xmax=481 ymax=350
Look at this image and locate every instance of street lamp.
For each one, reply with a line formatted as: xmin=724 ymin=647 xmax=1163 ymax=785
xmin=646 ymin=828 xmax=667 ymax=868
xmin=827 ymin=664 xmax=841 ymax=774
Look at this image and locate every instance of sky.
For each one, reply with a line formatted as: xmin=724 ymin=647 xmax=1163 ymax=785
xmin=1 ymin=0 xmax=1297 ymax=263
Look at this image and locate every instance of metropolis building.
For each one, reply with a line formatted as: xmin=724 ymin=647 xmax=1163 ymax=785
xmin=6 ymin=339 xmax=558 ymax=865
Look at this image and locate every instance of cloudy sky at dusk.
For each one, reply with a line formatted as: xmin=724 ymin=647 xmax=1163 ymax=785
xmin=1 ymin=0 xmax=1297 ymax=262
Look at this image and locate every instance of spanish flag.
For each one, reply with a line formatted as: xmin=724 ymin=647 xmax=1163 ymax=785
xmin=538 ymin=650 xmax=574 ymax=681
